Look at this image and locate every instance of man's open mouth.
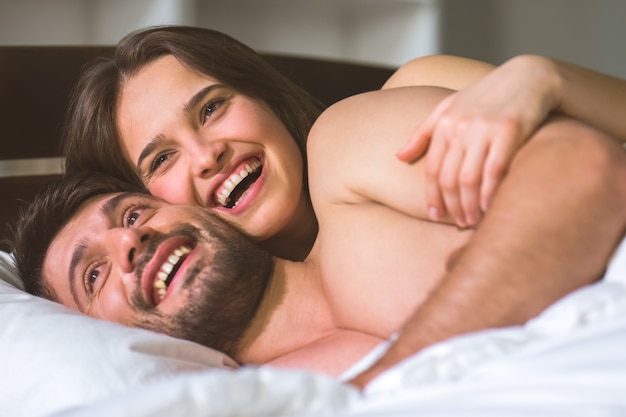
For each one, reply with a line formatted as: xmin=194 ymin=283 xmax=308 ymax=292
xmin=214 ymin=159 xmax=262 ymax=209
xmin=153 ymin=244 xmax=192 ymax=303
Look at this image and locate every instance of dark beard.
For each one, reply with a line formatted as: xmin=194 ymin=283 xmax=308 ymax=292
xmin=130 ymin=212 xmax=274 ymax=358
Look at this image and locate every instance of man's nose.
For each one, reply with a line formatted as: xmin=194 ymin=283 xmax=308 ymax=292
xmin=106 ymin=226 xmax=151 ymax=273
xmin=190 ymin=137 xmax=227 ymax=179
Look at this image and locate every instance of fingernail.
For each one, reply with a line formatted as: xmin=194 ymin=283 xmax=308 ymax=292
xmin=397 ymin=141 xmax=411 ymax=154
xmin=428 ymin=206 xmax=440 ymax=221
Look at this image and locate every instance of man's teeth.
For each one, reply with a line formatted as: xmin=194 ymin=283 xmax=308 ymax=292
xmin=216 ymin=160 xmax=261 ymax=207
xmin=154 ymin=245 xmax=191 ymax=301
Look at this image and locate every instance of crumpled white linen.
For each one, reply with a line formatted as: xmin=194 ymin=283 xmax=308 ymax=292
xmin=0 ymin=252 xmax=237 ymax=417
xmin=352 ymin=236 xmax=626 ymax=416
xmin=44 ymin=238 xmax=626 ymax=417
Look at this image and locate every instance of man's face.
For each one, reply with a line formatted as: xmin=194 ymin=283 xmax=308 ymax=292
xmin=43 ymin=191 xmax=273 ymax=353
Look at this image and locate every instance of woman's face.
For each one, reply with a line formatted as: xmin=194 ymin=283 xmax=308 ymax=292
xmin=116 ymin=55 xmax=309 ymax=242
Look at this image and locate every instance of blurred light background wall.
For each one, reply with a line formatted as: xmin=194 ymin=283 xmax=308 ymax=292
xmin=1 ymin=0 xmax=624 ymax=78
xmin=2 ymin=0 xmax=624 ymax=177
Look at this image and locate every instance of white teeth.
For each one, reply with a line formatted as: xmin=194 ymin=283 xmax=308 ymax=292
xmin=216 ymin=160 xmax=261 ymax=207
xmin=224 ymin=178 xmax=236 ymax=192
xmin=154 ymin=245 xmax=191 ymax=302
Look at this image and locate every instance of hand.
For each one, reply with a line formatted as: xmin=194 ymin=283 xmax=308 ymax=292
xmin=397 ymin=55 xmax=560 ymax=227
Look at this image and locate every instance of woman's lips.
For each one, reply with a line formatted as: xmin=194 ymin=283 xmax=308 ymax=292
xmin=213 ymin=157 xmax=263 ymax=209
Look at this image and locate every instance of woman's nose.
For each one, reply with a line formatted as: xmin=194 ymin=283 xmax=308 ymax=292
xmin=106 ymin=226 xmax=151 ymax=273
xmin=190 ymin=139 xmax=227 ymax=178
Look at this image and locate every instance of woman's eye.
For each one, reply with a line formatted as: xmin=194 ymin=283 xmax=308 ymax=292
xmin=149 ymin=153 xmax=172 ymax=175
xmin=203 ymin=99 xmax=225 ymax=122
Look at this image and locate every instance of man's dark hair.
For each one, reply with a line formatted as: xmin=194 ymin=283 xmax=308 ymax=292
xmin=10 ymin=171 xmax=147 ymax=300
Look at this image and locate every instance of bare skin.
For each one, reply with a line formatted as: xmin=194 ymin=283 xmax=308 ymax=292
xmin=304 ymin=86 xmax=626 ymax=385
xmin=391 ymin=55 xmax=626 ymax=226
xmin=42 ymin=86 xmax=626 ymax=383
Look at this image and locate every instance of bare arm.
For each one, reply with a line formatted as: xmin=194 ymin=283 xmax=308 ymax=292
xmin=391 ymin=55 xmax=626 ymax=228
xmin=307 ymin=86 xmax=626 ymax=389
xmin=353 ymin=115 xmax=626 ymax=388
xmin=548 ymin=56 xmax=626 ymax=142
xmin=386 ymin=54 xmax=626 ymax=142
xmin=382 ymin=54 xmax=495 ymax=91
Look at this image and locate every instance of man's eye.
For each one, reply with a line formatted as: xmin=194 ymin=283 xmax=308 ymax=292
xmin=85 ymin=269 xmax=100 ymax=293
xmin=123 ymin=205 xmax=151 ymax=228
xmin=124 ymin=206 xmax=146 ymax=227
xmin=127 ymin=210 xmax=141 ymax=226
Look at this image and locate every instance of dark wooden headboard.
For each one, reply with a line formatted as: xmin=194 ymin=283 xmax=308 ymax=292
xmin=0 ymin=46 xmax=395 ymax=251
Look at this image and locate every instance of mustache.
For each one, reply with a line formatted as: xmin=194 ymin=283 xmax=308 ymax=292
xmin=130 ymin=224 xmax=202 ymax=311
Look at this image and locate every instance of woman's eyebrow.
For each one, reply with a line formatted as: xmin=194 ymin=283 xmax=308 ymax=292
xmin=137 ymin=134 xmax=165 ymax=171
xmin=183 ymin=84 xmax=223 ymax=115
xmin=135 ymin=84 xmax=223 ymax=170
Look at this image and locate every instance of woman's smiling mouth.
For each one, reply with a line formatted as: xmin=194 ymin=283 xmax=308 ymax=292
xmin=214 ymin=158 xmax=262 ymax=208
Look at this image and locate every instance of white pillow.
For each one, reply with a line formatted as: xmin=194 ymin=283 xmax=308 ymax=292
xmin=0 ymin=250 xmax=23 ymax=289
xmin=0 ymin=251 xmax=238 ymax=417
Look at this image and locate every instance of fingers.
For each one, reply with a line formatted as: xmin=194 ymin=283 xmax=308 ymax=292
xmin=459 ymin=139 xmax=488 ymax=224
xmin=437 ymin=142 xmax=465 ymax=225
xmin=424 ymin=123 xmax=447 ymax=221
xmin=425 ymin=120 xmax=488 ymax=227
xmin=397 ymin=114 xmax=437 ymax=163
xmin=433 ymin=135 xmax=488 ymax=227
xmin=396 ymin=128 xmax=430 ymax=162
xmin=399 ymin=86 xmax=533 ymax=227
xmin=480 ymin=134 xmax=514 ymax=211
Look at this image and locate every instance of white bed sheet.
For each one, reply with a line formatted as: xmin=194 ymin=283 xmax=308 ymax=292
xmin=42 ymin=237 xmax=626 ymax=417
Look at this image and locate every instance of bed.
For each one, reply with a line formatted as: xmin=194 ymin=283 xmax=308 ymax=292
xmin=2 ymin=46 xmax=626 ymax=417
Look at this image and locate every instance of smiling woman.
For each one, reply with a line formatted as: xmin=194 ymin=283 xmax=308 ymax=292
xmin=0 ymin=39 xmax=394 ymax=253
xmin=60 ymin=26 xmax=397 ymax=261
xmin=114 ymin=56 xmax=307 ymax=249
